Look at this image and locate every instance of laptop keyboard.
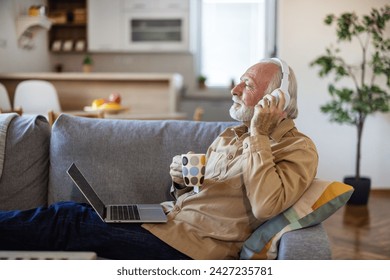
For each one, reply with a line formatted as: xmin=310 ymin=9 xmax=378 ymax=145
xmin=110 ymin=205 xmax=140 ymax=221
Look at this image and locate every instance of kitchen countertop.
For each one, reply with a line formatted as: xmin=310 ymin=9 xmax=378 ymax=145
xmin=0 ymin=72 xmax=183 ymax=82
xmin=0 ymin=72 xmax=183 ymax=114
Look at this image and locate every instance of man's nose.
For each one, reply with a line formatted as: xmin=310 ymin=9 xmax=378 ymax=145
xmin=231 ymin=82 xmax=244 ymax=96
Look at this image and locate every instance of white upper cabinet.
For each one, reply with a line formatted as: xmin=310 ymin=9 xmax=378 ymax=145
xmin=123 ymin=0 xmax=189 ymax=11
xmin=87 ymin=0 xmax=124 ymax=51
xmin=88 ymin=0 xmax=197 ymax=53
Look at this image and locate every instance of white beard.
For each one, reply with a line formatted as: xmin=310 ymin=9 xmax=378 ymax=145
xmin=229 ymin=97 xmax=254 ymax=122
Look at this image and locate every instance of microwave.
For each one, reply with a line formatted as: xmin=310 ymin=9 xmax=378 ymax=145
xmin=124 ymin=12 xmax=190 ymax=52
xmin=122 ymin=0 xmax=197 ymax=52
xmin=87 ymin=0 xmax=197 ymax=53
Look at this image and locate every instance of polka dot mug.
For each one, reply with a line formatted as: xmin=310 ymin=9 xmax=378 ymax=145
xmin=181 ymin=153 xmax=206 ymax=193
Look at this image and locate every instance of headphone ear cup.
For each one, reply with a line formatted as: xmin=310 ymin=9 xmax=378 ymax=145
xmin=270 ymin=88 xmax=290 ymax=110
xmin=270 ymin=88 xmax=281 ymax=101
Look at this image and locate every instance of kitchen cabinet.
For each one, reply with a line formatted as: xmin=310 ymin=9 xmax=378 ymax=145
xmin=87 ymin=0 xmax=124 ymax=52
xmin=123 ymin=0 xmax=189 ymax=11
xmin=88 ymin=0 xmax=198 ymax=53
xmin=47 ymin=0 xmax=87 ymax=53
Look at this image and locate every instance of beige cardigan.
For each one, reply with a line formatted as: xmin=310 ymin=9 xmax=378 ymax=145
xmin=143 ymin=119 xmax=318 ymax=259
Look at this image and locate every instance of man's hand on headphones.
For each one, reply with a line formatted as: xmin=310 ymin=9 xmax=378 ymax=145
xmin=250 ymin=90 xmax=287 ymax=137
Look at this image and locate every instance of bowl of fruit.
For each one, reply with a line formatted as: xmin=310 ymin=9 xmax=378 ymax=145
xmin=84 ymin=93 xmax=129 ymax=114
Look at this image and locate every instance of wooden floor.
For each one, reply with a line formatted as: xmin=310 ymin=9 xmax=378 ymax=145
xmin=323 ymin=190 xmax=390 ymax=259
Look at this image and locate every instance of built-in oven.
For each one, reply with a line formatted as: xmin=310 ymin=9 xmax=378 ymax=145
xmin=123 ymin=0 xmax=193 ymax=52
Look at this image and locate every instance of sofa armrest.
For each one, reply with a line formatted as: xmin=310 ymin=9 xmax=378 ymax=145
xmin=0 ymin=115 xmax=50 ymax=210
xmin=277 ymin=223 xmax=332 ymax=260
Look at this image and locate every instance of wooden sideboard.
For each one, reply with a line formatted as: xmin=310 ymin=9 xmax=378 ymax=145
xmin=0 ymin=72 xmax=183 ymax=114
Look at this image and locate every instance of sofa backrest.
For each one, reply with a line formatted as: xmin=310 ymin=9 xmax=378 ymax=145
xmin=48 ymin=114 xmax=237 ymax=205
xmin=0 ymin=115 xmax=50 ymax=210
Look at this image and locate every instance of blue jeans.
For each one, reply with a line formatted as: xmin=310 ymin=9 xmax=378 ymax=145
xmin=0 ymin=201 xmax=191 ymax=260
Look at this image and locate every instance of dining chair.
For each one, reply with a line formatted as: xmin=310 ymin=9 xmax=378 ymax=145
xmin=47 ymin=110 xmax=105 ymax=126
xmin=193 ymin=106 xmax=204 ymax=121
xmin=0 ymin=83 xmax=12 ymax=111
xmin=13 ymin=80 xmax=61 ymax=116
xmin=0 ymin=83 xmax=23 ymax=115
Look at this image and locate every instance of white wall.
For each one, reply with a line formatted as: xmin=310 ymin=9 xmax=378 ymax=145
xmin=279 ymin=0 xmax=390 ymax=188
xmin=0 ymin=0 xmax=51 ymax=72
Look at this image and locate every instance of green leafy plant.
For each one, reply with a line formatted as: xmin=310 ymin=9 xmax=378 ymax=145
xmin=310 ymin=6 xmax=390 ymax=180
xmin=198 ymin=75 xmax=207 ymax=83
xmin=197 ymin=75 xmax=207 ymax=88
xmin=83 ymin=54 xmax=93 ymax=65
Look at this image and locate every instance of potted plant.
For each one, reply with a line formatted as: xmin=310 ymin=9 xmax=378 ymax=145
xmin=310 ymin=6 xmax=390 ymax=205
xmin=82 ymin=54 xmax=93 ymax=73
xmin=197 ymin=75 xmax=207 ymax=89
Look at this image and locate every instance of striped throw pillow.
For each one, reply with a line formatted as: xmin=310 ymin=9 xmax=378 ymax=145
xmin=240 ymin=179 xmax=353 ymax=260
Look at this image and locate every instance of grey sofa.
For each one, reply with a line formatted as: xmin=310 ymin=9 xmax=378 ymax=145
xmin=0 ymin=114 xmax=331 ymax=259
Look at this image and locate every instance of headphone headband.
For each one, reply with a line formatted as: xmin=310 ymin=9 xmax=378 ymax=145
xmin=269 ymin=57 xmax=291 ymax=110
xmin=271 ymin=57 xmax=290 ymax=93
xmin=271 ymin=58 xmax=289 ymax=74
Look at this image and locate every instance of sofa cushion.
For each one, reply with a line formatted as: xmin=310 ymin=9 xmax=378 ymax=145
xmin=48 ymin=114 xmax=236 ymax=205
xmin=277 ymin=224 xmax=331 ymax=260
xmin=0 ymin=115 xmax=51 ymax=210
xmin=240 ymin=180 xmax=353 ymax=260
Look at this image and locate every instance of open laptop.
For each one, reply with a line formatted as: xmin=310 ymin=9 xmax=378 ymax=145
xmin=67 ymin=163 xmax=167 ymax=223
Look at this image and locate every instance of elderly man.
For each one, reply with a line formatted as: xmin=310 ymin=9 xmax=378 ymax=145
xmin=0 ymin=58 xmax=318 ymax=260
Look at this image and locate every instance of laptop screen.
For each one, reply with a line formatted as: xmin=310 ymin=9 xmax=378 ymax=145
xmin=67 ymin=163 xmax=106 ymax=219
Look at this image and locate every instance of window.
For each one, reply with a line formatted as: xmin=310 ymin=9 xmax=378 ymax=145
xmin=200 ymin=0 xmax=275 ymax=87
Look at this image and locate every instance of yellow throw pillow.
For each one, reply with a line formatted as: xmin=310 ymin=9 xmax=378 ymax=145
xmin=240 ymin=179 xmax=353 ymax=260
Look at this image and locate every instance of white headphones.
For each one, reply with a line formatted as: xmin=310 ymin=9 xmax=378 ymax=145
xmin=270 ymin=57 xmax=291 ymax=110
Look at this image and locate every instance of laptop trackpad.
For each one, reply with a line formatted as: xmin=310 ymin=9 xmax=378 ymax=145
xmin=138 ymin=204 xmax=167 ymax=222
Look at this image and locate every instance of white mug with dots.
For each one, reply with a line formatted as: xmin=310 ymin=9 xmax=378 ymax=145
xmin=181 ymin=153 xmax=206 ymax=193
